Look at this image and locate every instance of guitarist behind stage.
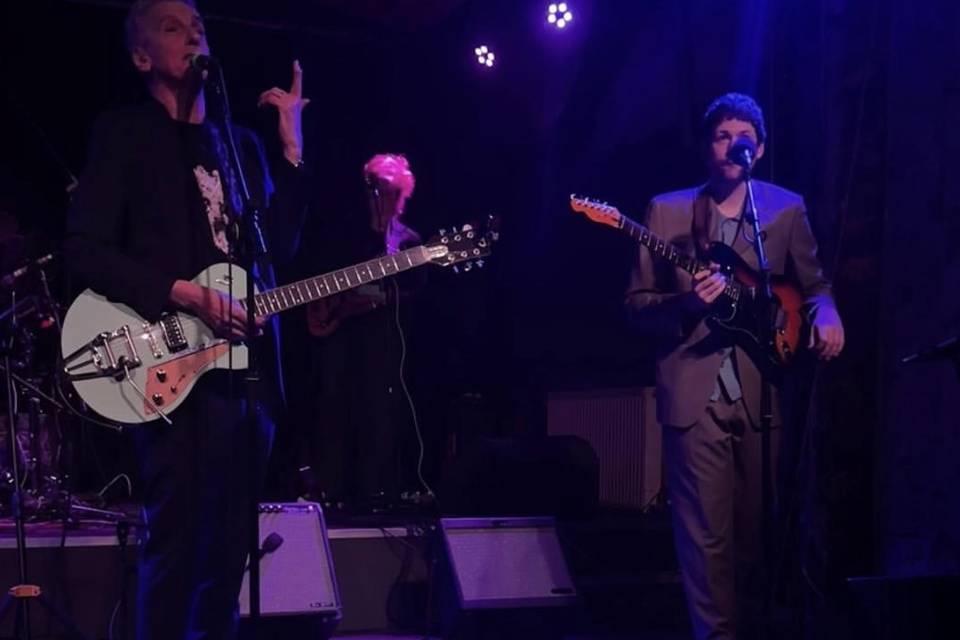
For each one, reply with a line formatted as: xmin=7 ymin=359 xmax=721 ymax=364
xmin=624 ymin=93 xmax=844 ymax=640
xmin=62 ymin=1 xmax=311 ymax=638
xmin=301 ymin=153 xmax=425 ymax=511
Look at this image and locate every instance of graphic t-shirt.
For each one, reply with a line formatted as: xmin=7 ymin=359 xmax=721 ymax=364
xmin=177 ymin=121 xmax=232 ymax=256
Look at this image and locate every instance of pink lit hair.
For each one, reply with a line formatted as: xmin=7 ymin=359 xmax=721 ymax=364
xmin=363 ymin=153 xmax=416 ymax=200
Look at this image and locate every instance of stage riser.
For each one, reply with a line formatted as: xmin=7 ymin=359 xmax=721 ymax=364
xmin=0 ymin=515 xmax=684 ymax=638
xmin=0 ymin=543 xmax=137 ymax=639
xmin=0 ymin=529 xmax=430 ymax=638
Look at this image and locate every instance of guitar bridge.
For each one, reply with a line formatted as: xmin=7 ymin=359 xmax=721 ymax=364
xmin=62 ymin=325 xmax=143 ymax=381
xmin=159 ymin=314 xmax=188 ymax=353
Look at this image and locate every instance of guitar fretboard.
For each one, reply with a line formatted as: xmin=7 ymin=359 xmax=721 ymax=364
xmin=244 ymin=246 xmax=429 ymax=316
xmin=618 ymin=216 xmax=741 ymax=299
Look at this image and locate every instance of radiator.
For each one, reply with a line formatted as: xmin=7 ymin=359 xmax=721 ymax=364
xmin=546 ymin=387 xmax=661 ymax=510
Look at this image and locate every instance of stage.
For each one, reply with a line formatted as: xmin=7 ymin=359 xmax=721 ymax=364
xmin=0 ymin=506 xmax=687 ymax=639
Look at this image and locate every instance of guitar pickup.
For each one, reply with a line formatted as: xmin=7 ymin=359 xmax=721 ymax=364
xmin=62 ymin=325 xmax=143 ymax=381
xmin=775 ymin=306 xmax=788 ymax=331
xmin=159 ymin=314 xmax=188 ymax=353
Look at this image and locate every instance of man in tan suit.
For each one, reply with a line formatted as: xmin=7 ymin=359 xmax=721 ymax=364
xmin=625 ymin=93 xmax=844 ymax=640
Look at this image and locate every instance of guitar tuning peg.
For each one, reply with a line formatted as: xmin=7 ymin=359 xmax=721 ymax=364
xmin=439 ymin=228 xmax=447 ymax=236
xmin=452 ymin=265 xmax=459 ymax=274
xmin=463 ymin=262 xmax=473 ymax=272
xmin=476 ymin=259 xmax=485 ymax=268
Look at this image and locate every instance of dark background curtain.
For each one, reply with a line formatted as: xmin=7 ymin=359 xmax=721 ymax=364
xmin=1 ymin=0 xmax=957 ymax=605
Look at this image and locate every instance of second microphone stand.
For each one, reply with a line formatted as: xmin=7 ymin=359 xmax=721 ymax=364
xmin=741 ymin=168 xmax=778 ymax=640
xmin=203 ymin=59 xmax=268 ymax=629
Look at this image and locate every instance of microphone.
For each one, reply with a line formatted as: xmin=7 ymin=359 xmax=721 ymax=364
xmin=257 ymin=532 xmax=284 ymax=560
xmin=727 ymin=136 xmax=757 ymax=169
xmin=1 ymin=254 xmax=55 ymax=288
xmin=188 ymin=53 xmax=218 ymax=72
xmin=244 ymin=532 xmax=284 ymax=572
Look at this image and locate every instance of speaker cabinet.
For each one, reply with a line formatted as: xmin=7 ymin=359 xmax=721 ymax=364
xmin=239 ymin=502 xmax=341 ymax=622
xmin=441 ymin=516 xmax=577 ymax=609
xmin=437 ymin=517 xmax=577 ymax=639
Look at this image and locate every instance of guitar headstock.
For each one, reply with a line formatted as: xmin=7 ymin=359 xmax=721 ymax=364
xmin=424 ymin=215 xmax=500 ymax=272
xmin=569 ymin=194 xmax=623 ymax=229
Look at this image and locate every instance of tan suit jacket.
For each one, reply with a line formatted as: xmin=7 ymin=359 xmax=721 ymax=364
xmin=625 ymin=181 xmax=836 ymax=427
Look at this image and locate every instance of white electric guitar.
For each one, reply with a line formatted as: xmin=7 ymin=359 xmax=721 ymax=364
xmin=61 ymin=219 xmax=498 ymax=425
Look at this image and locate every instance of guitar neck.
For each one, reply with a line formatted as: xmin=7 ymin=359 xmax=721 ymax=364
xmin=618 ymin=217 xmax=706 ymax=276
xmin=618 ymin=216 xmax=742 ymax=299
xmin=246 ymin=246 xmax=429 ymax=316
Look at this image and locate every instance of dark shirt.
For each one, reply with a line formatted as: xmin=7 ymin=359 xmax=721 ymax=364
xmin=710 ymin=208 xmax=743 ymax=403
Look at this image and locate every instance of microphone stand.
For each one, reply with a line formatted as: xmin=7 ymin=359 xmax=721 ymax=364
xmin=204 ymin=60 xmax=267 ymax=630
xmin=902 ymin=336 xmax=960 ymax=380
xmin=0 ymin=292 xmax=89 ymax=639
xmin=742 ymin=165 xmax=776 ymax=640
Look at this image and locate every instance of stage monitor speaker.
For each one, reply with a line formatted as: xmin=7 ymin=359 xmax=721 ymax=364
xmin=239 ymin=502 xmax=341 ymax=622
xmin=440 ymin=516 xmax=577 ymax=610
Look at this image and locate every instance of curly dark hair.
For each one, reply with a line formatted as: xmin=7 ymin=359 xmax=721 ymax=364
xmin=701 ymin=92 xmax=767 ymax=146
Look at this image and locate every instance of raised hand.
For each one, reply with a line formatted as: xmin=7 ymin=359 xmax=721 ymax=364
xmin=257 ymin=60 xmax=311 ymax=165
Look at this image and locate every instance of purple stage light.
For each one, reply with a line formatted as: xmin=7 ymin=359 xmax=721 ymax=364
xmin=474 ymin=45 xmax=496 ymax=68
xmin=547 ymin=3 xmax=573 ymax=29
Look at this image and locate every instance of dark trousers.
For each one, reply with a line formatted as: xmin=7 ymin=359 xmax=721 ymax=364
xmin=663 ymin=399 xmax=780 ymax=640
xmin=305 ymin=313 xmax=407 ymax=501
xmin=131 ymin=376 xmax=274 ymax=640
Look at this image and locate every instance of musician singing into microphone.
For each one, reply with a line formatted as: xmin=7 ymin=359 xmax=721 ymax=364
xmin=63 ymin=1 xmax=310 ymax=637
xmin=624 ymin=93 xmax=844 ymax=640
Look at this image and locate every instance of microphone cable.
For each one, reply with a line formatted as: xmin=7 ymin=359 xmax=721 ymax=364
xmin=390 ymin=277 xmax=435 ymax=500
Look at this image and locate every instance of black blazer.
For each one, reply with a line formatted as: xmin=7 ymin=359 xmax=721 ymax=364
xmin=65 ymin=98 xmax=311 ymax=406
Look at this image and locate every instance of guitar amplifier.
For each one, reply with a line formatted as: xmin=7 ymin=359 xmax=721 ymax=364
xmin=239 ymin=502 xmax=341 ymax=620
xmin=440 ymin=516 xmax=577 ymax=610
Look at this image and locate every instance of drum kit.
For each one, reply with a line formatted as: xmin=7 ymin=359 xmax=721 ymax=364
xmin=0 ymin=220 xmax=124 ymax=524
xmin=0 ymin=224 xmax=66 ymax=519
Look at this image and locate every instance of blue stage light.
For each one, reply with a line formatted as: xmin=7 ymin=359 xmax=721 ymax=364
xmin=474 ymin=45 xmax=495 ymax=68
xmin=547 ymin=3 xmax=573 ymax=29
